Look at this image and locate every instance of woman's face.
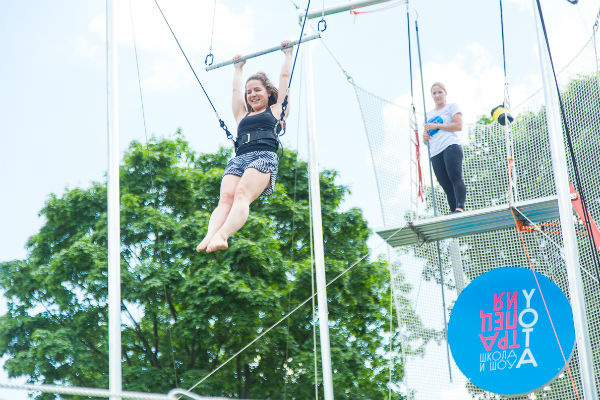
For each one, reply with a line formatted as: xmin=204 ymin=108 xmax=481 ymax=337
xmin=246 ymin=79 xmax=269 ymax=111
xmin=431 ymin=85 xmax=447 ymax=106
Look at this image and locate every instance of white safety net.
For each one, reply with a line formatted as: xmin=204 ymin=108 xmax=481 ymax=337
xmin=355 ymin=29 xmax=600 ymax=400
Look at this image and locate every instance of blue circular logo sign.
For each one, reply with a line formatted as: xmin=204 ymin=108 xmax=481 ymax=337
xmin=448 ymin=267 xmax=575 ymax=395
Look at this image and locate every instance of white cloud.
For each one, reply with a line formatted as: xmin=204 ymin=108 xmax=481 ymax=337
xmin=419 ymin=42 xmax=544 ymax=123
xmin=73 ymin=0 xmax=256 ymax=91
xmin=74 ymin=35 xmax=102 ymax=64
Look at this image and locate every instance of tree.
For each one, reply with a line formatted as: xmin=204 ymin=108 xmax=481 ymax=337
xmin=0 ymin=132 xmax=421 ymax=399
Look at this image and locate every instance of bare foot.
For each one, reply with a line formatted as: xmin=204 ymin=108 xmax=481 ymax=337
xmin=196 ymin=237 xmax=211 ymax=252
xmin=206 ymin=233 xmax=229 ymax=253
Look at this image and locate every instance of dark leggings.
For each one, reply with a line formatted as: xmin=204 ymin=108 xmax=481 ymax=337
xmin=430 ymin=144 xmax=466 ymax=212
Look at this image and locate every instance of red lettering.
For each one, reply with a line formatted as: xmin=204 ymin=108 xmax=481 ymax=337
xmin=498 ymin=331 xmax=508 ymax=349
xmin=480 ymin=310 xmax=493 ymax=332
xmin=509 ymin=330 xmax=520 ymax=349
xmin=479 ymin=332 xmax=500 ymax=351
xmin=493 ymin=312 xmax=504 ymax=331
xmin=506 ymin=310 xmax=517 ymax=329
xmin=506 ymin=291 xmax=518 ymax=309
xmin=493 ymin=292 xmax=505 ymax=311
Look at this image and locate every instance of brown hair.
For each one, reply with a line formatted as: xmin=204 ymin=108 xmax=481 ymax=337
xmin=430 ymin=82 xmax=447 ymax=94
xmin=245 ymin=72 xmax=278 ymax=112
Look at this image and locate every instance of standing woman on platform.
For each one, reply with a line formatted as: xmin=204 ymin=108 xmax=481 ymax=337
xmin=423 ymin=82 xmax=466 ymax=213
xmin=197 ymin=41 xmax=293 ymax=253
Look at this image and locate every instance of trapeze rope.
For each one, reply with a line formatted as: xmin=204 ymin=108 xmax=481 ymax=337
xmin=205 ymin=0 xmax=217 ymax=66
xmin=276 ymin=0 xmax=313 ymax=135
xmin=318 ymin=0 xmax=327 ymax=32
xmin=129 ymin=0 xmax=149 ymax=140
xmin=128 ymin=3 xmax=180 ymax=385
xmin=283 ymin=63 xmax=310 ymax=400
xmin=405 ymin=1 xmax=423 ymax=203
xmin=535 ymin=0 xmax=600 ymax=282
xmin=498 ymin=0 xmax=518 ymax=202
xmin=413 ymin=13 xmax=453 ymax=382
xmin=507 ymin=159 xmax=582 ymax=400
xmin=152 ymin=0 xmax=233 ymax=142
xmin=182 ymin=225 xmax=409 ymax=394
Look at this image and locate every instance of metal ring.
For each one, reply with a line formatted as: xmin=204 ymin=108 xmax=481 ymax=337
xmin=205 ymin=53 xmax=214 ymax=66
xmin=318 ymin=18 xmax=327 ymax=32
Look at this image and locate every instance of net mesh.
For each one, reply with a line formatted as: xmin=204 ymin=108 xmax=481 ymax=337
xmin=355 ymin=29 xmax=600 ymax=400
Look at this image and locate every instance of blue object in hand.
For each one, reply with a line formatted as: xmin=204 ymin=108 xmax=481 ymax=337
xmin=427 ymin=115 xmax=443 ymax=135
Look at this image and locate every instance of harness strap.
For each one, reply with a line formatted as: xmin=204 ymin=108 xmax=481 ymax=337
xmin=235 ymin=130 xmax=278 ymax=148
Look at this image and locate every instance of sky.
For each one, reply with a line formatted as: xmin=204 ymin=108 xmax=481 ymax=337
xmin=1 ymin=0 xmax=599 ymax=399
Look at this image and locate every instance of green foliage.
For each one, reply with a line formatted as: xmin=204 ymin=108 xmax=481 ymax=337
xmin=0 ymin=131 xmax=416 ymax=399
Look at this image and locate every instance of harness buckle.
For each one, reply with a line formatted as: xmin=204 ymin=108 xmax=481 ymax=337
xmin=242 ymin=133 xmax=252 ymax=145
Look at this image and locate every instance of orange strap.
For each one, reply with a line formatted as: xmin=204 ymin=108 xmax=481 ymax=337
xmin=415 ymin=129 xmax=424 ymax=202
xmin=569 ymin=182 xmax=600 ymax=252
xmin=507 ymin=157 xmax=581 ymax=400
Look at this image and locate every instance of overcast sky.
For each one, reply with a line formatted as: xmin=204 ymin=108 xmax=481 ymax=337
xmin=1 ymin=0 xmax=599 ymax=398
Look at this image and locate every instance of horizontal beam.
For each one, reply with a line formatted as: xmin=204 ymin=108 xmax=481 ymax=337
xmin=300 ymin=0 xmax=396 ymax=21
xmin=206 ymin=34 xmax=320 ymax=71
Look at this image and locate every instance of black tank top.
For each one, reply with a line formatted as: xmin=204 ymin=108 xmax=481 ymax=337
xmin=236 ymin=107 xmax=279 ymax=156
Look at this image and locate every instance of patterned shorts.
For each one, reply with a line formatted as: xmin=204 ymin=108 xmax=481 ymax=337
xmin=223 ymin=151 xmax=279 ymax=196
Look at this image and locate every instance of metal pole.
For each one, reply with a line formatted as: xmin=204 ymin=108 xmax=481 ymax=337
xmin=532 ymin=2 xmax=598 ymax=399
xmin=305 ymin=41 xmax=335 ymax=400
xmin=300 ymin=0 xmax=394 ymax=21
xmin=449 ymin=239 xmax=465 ymax=294
xmin=415 ymin=20 xmax=438 ymax=217
xmin=415 ymin=18 xmax=453 ymax=382
xmin=205 ymin=34 xmax=320 ymax=71
xmin=107 ymin=0 xmax=122 ymax=399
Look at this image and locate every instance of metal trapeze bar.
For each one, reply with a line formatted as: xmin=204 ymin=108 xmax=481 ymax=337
xmin=377 ymin=195 xmax=560 ymax=247
xmin=300 ymin=0 xmax=396 ymax=21
xmin=205 ymin=34 xmax=321 ymax=71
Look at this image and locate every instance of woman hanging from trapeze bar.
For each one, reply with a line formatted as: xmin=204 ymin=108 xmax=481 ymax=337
xmin=423 ymin=82 xmax=467 ymax=213
xmin=197 ymin=41 xmax=293 ymax=253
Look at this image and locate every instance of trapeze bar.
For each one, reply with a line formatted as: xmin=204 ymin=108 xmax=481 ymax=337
xmin=300 ymin=0 xmax=396 ymax=21
xmin=205 ymin=34 xmax=321 ymax=71
xmin=377 ymin=196 xmax=560 ymax=247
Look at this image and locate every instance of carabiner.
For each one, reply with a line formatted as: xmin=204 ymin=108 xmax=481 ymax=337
xmin=205 ymin=53 xmax=214 ymax=66
xmin=274 ymin=119 xmax=286 ymax=137
xmin=318 ymin=18 xmax=327 ymax=32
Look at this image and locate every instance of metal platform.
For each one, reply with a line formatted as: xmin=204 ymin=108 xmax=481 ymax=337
xmin=377 ymin=196 xmax=559 ymax=247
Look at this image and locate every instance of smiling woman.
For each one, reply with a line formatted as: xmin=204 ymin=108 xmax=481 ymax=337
xmin=196 ymin=40 xmax=293 ymax=253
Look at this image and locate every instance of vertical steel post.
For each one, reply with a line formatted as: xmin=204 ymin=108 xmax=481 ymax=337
xmin=305 ymin=41 xmax=335 ymax=400
xmin=532 ymin=2 xmax=598 ymax=398
xmin=107 ymin=0 xmax=122 ymax=399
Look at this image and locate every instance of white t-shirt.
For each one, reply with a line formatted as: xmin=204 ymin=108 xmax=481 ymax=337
xmin=427 ymin=103 xmax=462 ymax=158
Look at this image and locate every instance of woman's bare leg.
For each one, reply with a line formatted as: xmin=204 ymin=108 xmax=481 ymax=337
xmin=206 ymin=168 xmax=270 ymax=252
xmin=196 ymin=174 xmax=240 ymax=252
